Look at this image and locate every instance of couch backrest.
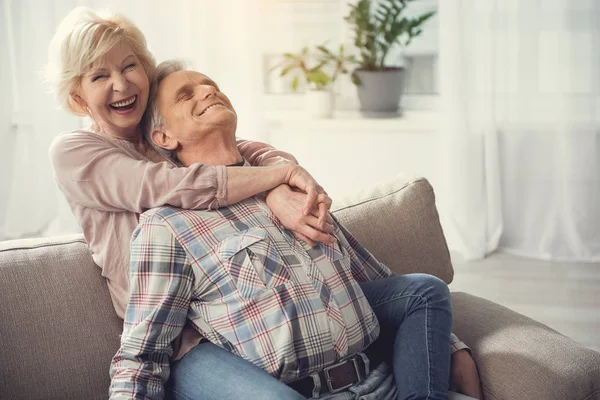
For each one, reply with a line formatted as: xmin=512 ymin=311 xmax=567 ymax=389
xmin=332 ymin=175 xmax=454 ymax=284
xmin=0 ymin=175 xmax=453 ymax=399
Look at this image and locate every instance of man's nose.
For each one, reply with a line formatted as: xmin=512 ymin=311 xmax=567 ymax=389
xmin=196 ymin=84 xmax=216 ymax=100
xmin=112 ymin=73 xmax=129 ymax=92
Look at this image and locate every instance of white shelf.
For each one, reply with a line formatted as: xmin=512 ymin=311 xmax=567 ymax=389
xmin=264 ymin=109 xmax=444 ymax=200
xmin=264 ymin=110 xmax=440 ymax=133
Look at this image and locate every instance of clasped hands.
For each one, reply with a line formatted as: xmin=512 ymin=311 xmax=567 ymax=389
xmin=266 ymin=164 xmax=334 ymax=247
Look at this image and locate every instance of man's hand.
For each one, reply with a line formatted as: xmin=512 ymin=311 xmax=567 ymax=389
xmin=449 ymin=349 xmax=483 ymax=399
xmin=266 ymin=184 xmax=335 ymax=246
xmin=284 ymin=165 xmax=331 ymax=226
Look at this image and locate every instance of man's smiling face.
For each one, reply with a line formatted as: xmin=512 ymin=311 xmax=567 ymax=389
xmin=156 ymin=70 xmax=237 ymax=146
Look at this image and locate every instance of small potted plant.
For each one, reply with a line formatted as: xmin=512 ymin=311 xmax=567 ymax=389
xmin=271 ymin=44 xmax=356 ymax=118
xmin=345 ymin=0 xmax=435 ymax=117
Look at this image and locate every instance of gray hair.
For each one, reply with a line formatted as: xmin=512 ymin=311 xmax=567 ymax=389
xmin=143 ymin=59 xmax=187 ymax=161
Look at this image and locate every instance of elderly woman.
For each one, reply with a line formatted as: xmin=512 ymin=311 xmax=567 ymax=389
xmin=46 ymin=7 xmax=335 ymax=400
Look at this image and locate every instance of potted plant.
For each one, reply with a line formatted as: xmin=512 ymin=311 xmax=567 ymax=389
xmin=271 ymin=44 xmax=356 ymax=119
xmin=345 ymin=0 xmax=435 ymax=117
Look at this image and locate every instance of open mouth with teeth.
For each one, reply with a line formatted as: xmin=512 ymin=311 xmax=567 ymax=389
xmin=198 ymin=103 xmax=224 ymax=117
xmin=109 ymin=95 xmax=137 ymax=113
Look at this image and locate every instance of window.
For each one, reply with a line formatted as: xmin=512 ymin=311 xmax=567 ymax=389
xmin=260 ymin=0 xmax=439 ymax=110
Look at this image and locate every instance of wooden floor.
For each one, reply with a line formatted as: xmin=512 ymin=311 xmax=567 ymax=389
xmin=449 ymin=251 xmax=600 ymax=353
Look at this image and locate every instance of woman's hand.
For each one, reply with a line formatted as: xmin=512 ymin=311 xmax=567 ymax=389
xmin=284 ymin=165 xmax=332 ymax=227
xmin=266 ymin=184 xmax=335 ymax=247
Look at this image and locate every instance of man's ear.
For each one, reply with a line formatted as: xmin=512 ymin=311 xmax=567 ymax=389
xmin=151 ymin=129 xmax=179 ymax=151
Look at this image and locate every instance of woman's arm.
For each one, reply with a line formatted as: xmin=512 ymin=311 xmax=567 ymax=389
xmin=225 ymin=165 xmax=294 ymax=205
xmin=237 ymin=139 xmax=298 ymax=166
xmin=49 ymin=132 xmax=292 ymax=213
xmin=237 ymin=138 xmax=331 ymax=226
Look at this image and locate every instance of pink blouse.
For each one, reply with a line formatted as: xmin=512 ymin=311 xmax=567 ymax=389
xmin=49 ymin=129 xmax=297 ymax=319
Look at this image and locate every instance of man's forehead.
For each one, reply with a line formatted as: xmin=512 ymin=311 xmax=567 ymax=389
xmin=162 ymin=70 xmax=212 ymax=90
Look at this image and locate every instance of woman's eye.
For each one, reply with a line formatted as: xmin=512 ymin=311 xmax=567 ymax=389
xmin=124 ymin=63 xmax=136 ymax=72
xmin=92 ymin=75 xmax=107 ymax=82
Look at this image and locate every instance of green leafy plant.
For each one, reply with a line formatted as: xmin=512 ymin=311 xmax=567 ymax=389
xmin=271 ymin=44 xmax=357 ymax=91
xmin=345 ymin=0 xmax=435 ymax=71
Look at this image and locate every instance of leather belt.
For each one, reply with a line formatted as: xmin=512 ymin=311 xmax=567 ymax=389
xmin=288 ymin=353 xmax=373 ymax=398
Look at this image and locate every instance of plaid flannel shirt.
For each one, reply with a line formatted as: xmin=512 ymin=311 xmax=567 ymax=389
xmin=110 ymin=196 xmax=468 ymax=399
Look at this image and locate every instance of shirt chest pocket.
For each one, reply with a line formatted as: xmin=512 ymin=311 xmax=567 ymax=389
xmin=217 ymin=228 xmax=291 ymax=298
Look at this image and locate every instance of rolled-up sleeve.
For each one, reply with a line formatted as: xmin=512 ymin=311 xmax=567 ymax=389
xmin=236 ymin=138 xmax=298 ymax=167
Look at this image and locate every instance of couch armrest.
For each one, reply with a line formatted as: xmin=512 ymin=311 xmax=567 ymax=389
xmin=451 ymin=292 xmax=600 ymax=400
xmin=332 ymin=173 xmax=454 ymax=284
xmin=0 ymin=234 xmax=122 ymax=400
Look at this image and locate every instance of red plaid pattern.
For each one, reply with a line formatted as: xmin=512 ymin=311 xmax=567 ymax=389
xmin=109 ymin=196 xmax=468 ymax=399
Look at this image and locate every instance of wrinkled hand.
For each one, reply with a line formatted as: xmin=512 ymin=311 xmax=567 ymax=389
xmin=284 ymin=165 xmax=331 ymax=226
xmin=449 ymin=349 xmax=483 ymax=399
xmin=266 ymin=184 xmax=335 ymax=247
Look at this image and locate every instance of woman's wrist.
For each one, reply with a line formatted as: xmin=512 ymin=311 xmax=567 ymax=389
xmin=276 ymin=163 xmax=293 ymax=186
xmin=266 ymin=183 xmax=291 ymax=205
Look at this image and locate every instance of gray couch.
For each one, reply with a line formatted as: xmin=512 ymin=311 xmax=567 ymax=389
xmin=1 ymin=175 xmax=599 ymax=400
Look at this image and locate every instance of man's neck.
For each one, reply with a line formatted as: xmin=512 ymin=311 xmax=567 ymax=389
xmin=177 ymin=135 xmax=242 ymax=167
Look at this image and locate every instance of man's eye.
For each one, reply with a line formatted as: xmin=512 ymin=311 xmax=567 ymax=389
xmin=178 ymin=92 xmax=193 ymax=101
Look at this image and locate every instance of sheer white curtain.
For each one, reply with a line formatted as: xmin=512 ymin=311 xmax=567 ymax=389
xmin=0 ymin=0 xmax=266 ymax=240
xmin=438 ymin=0 xmax=599 ymax=261
xmin=1 ymin=0 xmax=83 ymax=240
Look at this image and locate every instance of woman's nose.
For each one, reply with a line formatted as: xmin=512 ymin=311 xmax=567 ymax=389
xmin=112 ymin=74 xmax=129 ymax=92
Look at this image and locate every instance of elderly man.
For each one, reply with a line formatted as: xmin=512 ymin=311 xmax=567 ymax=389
xmin=109 ymin=61 xmax=482 ymax=400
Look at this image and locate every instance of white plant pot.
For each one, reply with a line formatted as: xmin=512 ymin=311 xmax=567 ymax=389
xmin=305 ymin=89 xmax=334 ymax=119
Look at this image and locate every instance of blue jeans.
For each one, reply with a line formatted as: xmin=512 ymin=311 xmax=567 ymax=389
xmin=167 ymin=274 xmax=452 ymax=400
xmin=167 ymin=341 xmax=304 ymax=400
xmin=358 ymin=274 xmax=453 ymax=400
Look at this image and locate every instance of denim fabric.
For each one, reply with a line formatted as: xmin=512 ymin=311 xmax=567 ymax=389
xmin=358 ymin=274 xmax=453 ymax=400
xmin=167 ymin=341 xmax=305 ymax=400
xmin=310 ymin=274 xmax=453 ymax=400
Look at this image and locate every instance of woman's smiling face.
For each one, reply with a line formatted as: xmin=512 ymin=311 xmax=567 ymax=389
xmin=76 ymin=42 xmax=150 ymax=139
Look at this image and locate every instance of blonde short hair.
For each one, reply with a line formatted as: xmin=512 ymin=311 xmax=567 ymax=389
xmin=46 ymin=7 xmax=156 ymax=115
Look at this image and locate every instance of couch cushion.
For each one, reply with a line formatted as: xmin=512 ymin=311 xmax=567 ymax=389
xmin=451 ymin=292 xmax=600 ymax=400
xmin=0 ymin=235 xmax=122 ymax=400
xmin=332 ymin=174 xmax=454 ymax=284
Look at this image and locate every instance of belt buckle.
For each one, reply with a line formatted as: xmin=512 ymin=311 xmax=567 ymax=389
xmin=323 ymin=357 xmax=360 ymax=394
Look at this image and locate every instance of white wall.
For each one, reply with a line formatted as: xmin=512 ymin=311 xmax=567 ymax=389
xmin=265 ymin=115 xmax=443 ymax=202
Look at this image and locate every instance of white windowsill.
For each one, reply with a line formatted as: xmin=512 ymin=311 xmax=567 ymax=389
xmin=265 ymin=110 xmax=440 ymax=133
